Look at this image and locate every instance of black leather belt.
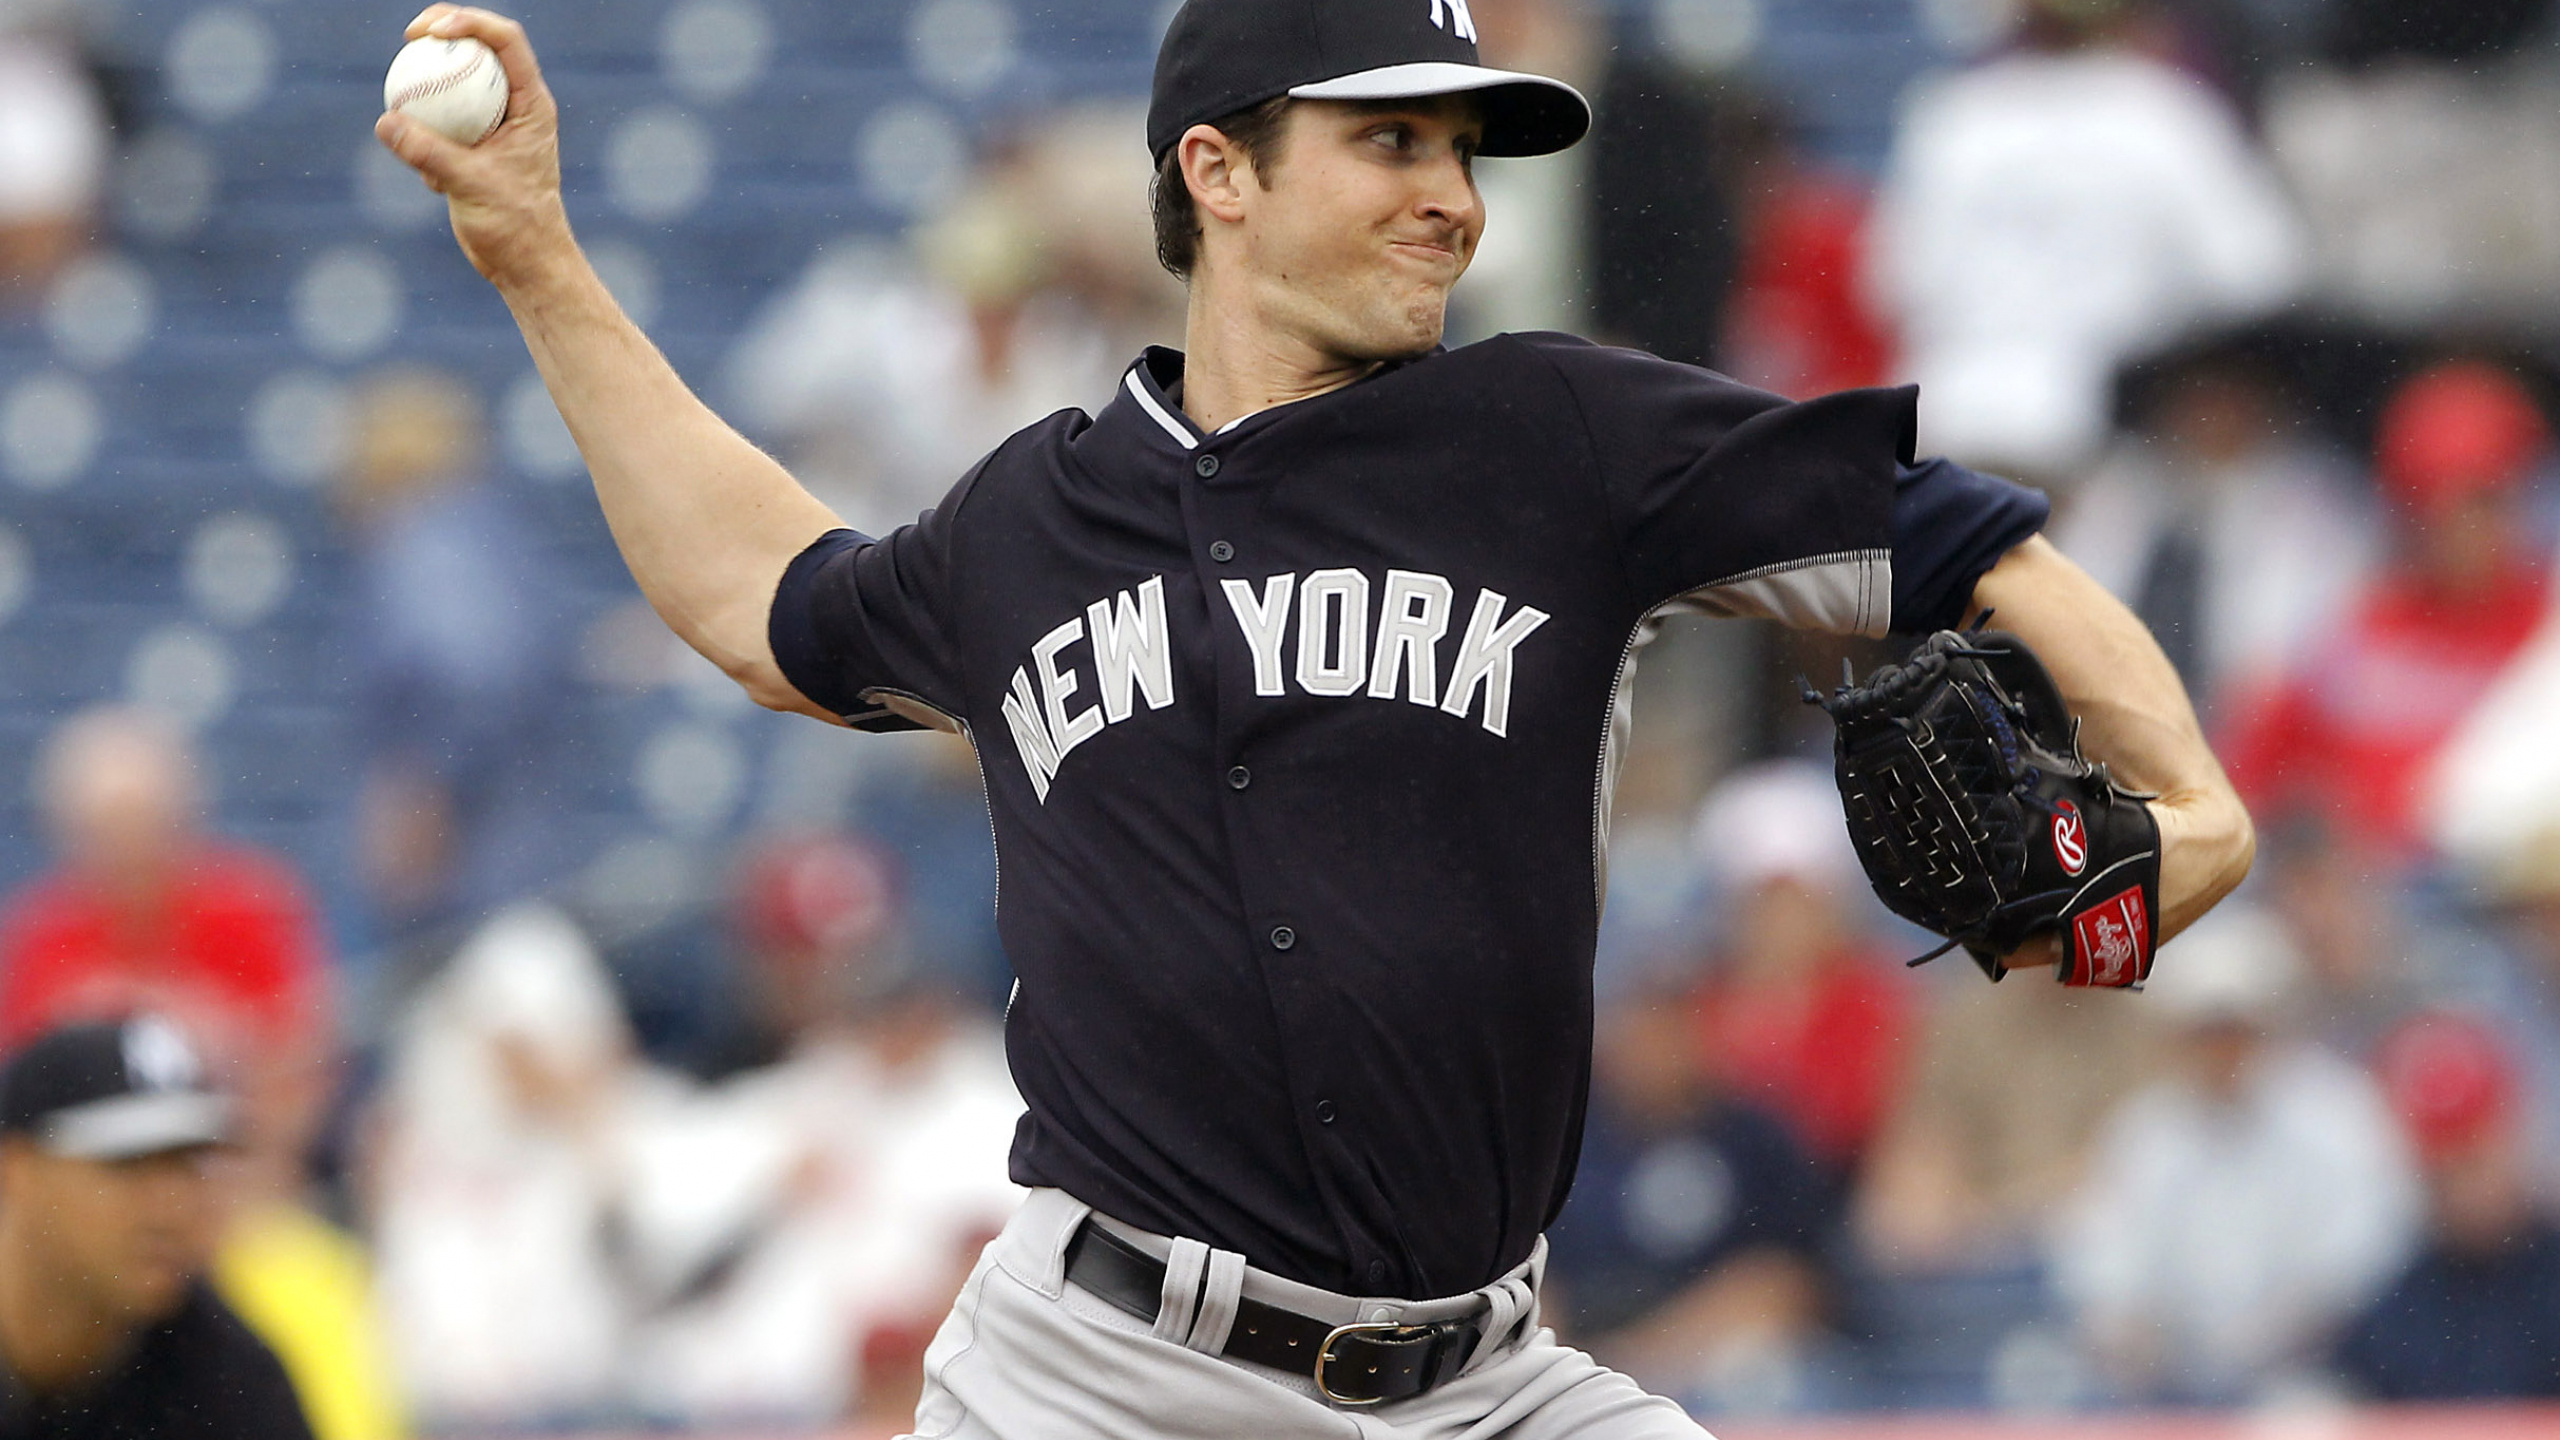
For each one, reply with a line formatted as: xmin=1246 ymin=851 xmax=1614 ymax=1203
xmin=1063 ymin=1218 xmax=1482 ymax=1406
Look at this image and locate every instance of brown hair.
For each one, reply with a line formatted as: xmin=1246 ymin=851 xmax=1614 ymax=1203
xmin=1151 ymin=97 xmax=1294 ymax=281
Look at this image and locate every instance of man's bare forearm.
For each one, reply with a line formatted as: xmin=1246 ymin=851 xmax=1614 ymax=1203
xmin=376 ymin=5 xmax=842 ymax=720
xmin=498 ymin=242 xmax=842 ymax=715
xmin=1971 ymin=536 xmax=2254 ymax=940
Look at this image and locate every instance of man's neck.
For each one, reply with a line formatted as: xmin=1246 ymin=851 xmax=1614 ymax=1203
xmin=1178 ymin=278 xmax=1384 ymax=434
xmin=0 ymin=1245 xmax=135 ymax=1396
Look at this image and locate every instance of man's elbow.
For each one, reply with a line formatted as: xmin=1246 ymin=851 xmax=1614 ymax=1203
xmin=730 ymin=658 xmax=826 ymax=719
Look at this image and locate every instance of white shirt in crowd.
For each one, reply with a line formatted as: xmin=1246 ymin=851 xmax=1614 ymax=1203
xmin=1868 ymin=48 xmax=2306 ymax=475
xmin=2050 ymin=1041 xmax=2422 ymax=1400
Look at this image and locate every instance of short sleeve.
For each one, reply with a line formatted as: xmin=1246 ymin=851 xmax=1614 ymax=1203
xmin=1889 ymin=457 xmax=2050 ymax=634
xmin=1528 ymin=334 xmax=1910 ymax=634
xmin=767 ymin=477 xmax=975 ymax=731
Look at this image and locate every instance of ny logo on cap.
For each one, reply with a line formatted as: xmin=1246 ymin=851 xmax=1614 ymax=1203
xmin=1430 ymin=0 xmax=1478 ymax=43
xmin=124 ymin=1016 xmax=202 ymax=1094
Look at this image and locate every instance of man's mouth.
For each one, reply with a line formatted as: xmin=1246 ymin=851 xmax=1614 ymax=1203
xmin=1387 ymin=236 xmax=1461 ymax=266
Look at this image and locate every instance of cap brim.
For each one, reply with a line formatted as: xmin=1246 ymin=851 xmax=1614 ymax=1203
xmin=42 ymin=1091 xmax=233 ymax=1161
xmin=1288 ymin=62 xmax=1591 ymax=157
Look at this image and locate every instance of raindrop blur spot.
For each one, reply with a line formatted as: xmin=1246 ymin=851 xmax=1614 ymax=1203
xmin=46 ymin=253 xmax=155 ymax=370
xmin=908 ymin=0 xmax=1019 ymax=99
xmin=636 ymin=722 xmax=747 ymax=836
xmin=293 ymin=246 xmax=405 ymax=362
xmin=166 ymin=8 xmax=277 ymax=125
xmin=606 ymin=107 xmax=715 ymax=223
xmin=856 ymin=100 xmax=967 ymax=217
xmin=247 ymin=371 xmax=352 ymax=488
xmin=661 ymin=0 xmax=774 ymax=106
xmin=118 ymin=128 xmax=217 ymax=242
xmin=2 ymin=373 xmax=102 ymax=490
xmin=126 ymin=623 xmax=236 ymax=731
xmin=185 ymin=513 xmax=295 ymax=628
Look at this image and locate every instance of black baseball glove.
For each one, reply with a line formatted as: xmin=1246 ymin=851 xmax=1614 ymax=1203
xmin=1809 ymin=628 xmax=2162 ymax=987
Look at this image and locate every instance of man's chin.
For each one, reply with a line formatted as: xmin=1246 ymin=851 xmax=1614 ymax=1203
xmin=1353 ymin=300 xmax=1450 ymax=362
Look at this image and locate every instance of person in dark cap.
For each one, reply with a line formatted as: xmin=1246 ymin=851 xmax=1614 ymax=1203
xmin=0 ymin=1017 xmax=313 ymax=1439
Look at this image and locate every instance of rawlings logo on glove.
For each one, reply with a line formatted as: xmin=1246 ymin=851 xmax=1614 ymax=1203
xmin=1808 ymin=628 xmax=2162 ymax=988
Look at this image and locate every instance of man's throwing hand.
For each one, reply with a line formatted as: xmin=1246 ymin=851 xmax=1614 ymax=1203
xmin=374 ymin=6 xmax=568 ymax=287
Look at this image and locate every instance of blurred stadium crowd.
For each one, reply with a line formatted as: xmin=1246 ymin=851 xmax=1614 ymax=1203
xmin=5 ymin=0 xmax=2560 ymax=1433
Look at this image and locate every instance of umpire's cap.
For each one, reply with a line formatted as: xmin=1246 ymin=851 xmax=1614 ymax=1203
xmin=0 ymin=1016 xmax=233 ymax=1161
xmin=1148 ymin=0 xmax=1592 ymax=165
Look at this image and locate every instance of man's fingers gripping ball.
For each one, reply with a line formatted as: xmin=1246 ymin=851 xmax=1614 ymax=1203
xmin=384 ymin=35 xmax=508 ymax=147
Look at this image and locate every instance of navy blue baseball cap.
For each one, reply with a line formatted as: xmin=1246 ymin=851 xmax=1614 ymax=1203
xmin=0 ymin=1017 xmax=233 ymax=1161
xmin=1148 ymin=0 xmax=1593 ymax=164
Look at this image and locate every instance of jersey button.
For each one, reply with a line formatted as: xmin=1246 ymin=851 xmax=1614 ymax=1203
xmin=1314 ymin=1099 xmax=1337 ymax=1125
xmin=1195 ymin=454 xmax=1221 ymax=478
xmin=1366 ymin=1260 xmax=1387 ymax=1286
xmin=1208 ymin=539 xmax=1235 ymax=563
xmin=1270 ymin=925 xmax=1296 ymax=951
xmin=1226 ymin=765 xmax=1251 ymax=790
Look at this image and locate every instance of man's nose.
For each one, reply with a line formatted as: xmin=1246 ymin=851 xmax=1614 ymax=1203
xmin=1415 ymin=157 xmax=1480 ymax=233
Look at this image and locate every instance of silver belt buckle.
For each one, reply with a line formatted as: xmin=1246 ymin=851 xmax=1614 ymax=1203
xmin=1313 ymin=1320 xmax=1436 ymax=1406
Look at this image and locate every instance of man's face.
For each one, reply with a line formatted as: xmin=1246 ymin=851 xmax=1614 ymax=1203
xmin=0 ymin=1141 xmax=223 ymax=1324
xmin=1227 ymin=97 xmax=1487 ymax=363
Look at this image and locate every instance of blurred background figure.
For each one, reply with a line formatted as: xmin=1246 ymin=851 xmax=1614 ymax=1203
xmin=0 ymin=0 xmax=105 ymax=301
xmin=2052 ymin=346 xmax=2373 ymax=717
xmin=333 ymin=369 xmax=578 ymax=994
xmin=1866 ymin=0 xmax=2304 ymax=479
xmin=2223 ymin=360 xmax=2554 ymax=858
xmin=1687 ymin=762 xmax=1909 ymax=1203
xmin=723 ymin=107 xmax=1182 ymax=538
xmin=0 ymin=707 xmax=330 ymax=1180
xmin=364 ymin=902 xmax=663 ymax=1432
xmin=1544 ymin=970 xmax=1836 ymax=1416
xmin=0 ymin=711 xmax=396 ymax=1440
xmin=2335 ymin=1012 xmax=2560 ymax=1401
xmin=617 ymin=834 xmax=1019 ymax=1429
xmin=1856 ymin=988 xmax=2158 ymax=1276
xmin=0 ymin=1016 xmax=311 ymax=1437
xmin=2051 ymin=905 xmax=2420 ymax=1404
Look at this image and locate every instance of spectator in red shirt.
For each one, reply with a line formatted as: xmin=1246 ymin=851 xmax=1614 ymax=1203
xmin=0 ymin=707 xmax=331 ymax=1156
xmin=2222 ymin=361 xmax=2554 ymax=857
xmin=1688 ymin=762 xmax=1911 ymax=1187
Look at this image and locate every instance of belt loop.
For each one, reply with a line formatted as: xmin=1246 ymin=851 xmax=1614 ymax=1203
xmin=1186 ymin=1248 xmax=1247 ymax=1354
xmin=1461 ymin=1260 xmax=1539 ymax=1376
xmin=1153 ymin=1237 xmax=1211 ymax=1345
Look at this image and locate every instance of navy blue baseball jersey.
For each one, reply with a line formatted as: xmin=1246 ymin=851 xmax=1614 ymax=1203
xmin=770 ymin=333 xmax=2045 ymax=1299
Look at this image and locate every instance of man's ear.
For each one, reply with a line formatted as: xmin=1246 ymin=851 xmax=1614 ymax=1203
xmin=1179 ymin=123 xmax=1255 ymax=226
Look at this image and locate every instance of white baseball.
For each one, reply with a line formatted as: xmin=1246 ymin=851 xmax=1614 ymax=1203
xmin=384 ymin=36 xmax=510 ymax=147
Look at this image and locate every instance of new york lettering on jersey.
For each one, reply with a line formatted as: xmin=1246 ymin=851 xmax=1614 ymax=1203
xmin=1000 ymin=569 xmax=1550 ymax=801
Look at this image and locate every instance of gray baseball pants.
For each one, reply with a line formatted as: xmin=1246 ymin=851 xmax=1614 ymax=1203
xmin=900 ymin=1188 xmax=1713 ymax=1439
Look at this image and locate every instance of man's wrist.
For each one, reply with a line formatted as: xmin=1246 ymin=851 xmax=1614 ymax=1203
xmin=478 ymin=200 xmax=584 ymax=297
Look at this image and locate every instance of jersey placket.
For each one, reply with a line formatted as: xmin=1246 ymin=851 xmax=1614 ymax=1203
xmin=1175 ymin=427 xmax=1401 ymax=1296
